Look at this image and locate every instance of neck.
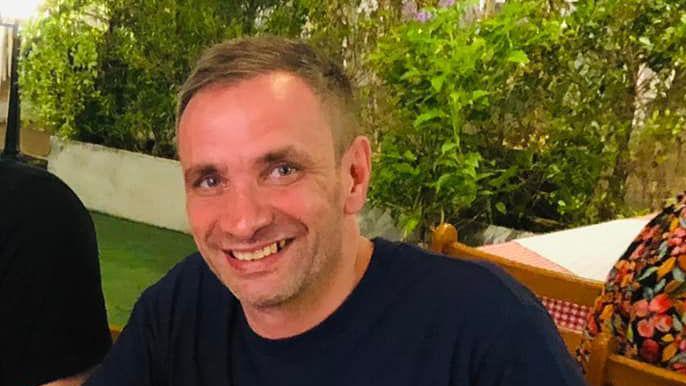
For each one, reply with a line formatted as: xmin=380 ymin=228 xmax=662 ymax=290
xmin=242 ymin=226 xmax=373 ymax=339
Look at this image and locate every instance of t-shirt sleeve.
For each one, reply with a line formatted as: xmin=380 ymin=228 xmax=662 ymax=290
xmin=0 ymin=173 xmax=112 ymax=386
xmin=467 ymin=306 xmax=587 ymax=386
xmin=85 ymin=294 xmax=164 ymax=386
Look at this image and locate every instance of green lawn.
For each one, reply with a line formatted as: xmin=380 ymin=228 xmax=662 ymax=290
xmin=93 ymin=212 xmax=197 ymax=326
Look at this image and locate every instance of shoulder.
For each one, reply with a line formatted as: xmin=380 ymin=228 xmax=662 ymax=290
xmin=371 ymin=238 xmax=550 ymax=334
xmin=1 ymin=161 xmax=91 ymax=228
xmin=0 ymin=162 xmax=97 ymax=275
xmin=371 ymin=240 xmax=582 ymax=382
xmin=2 ymin=161 xmax=82 ymax=206
xmin=373 ymin=238 xmax=544 ymax=308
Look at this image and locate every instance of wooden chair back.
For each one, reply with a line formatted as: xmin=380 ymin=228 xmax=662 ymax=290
xmin=586 ymin=331 xmax=686 ymax=386
xmin=430 ymin=223 xmax=686 ymax=386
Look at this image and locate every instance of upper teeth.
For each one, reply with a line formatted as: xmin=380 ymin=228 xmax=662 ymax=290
xmin=232 ymin=240 xmax=287 ymax=261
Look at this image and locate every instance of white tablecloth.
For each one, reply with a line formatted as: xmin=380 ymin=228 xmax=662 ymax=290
xmin=514 ymin=218 xmax=651 ymax=281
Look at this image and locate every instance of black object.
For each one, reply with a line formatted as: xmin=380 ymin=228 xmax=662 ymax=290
xmin=1 ymin=22 xmax=20 ymax=161
xmin=0 ymin=161 xmax=113 ymax=385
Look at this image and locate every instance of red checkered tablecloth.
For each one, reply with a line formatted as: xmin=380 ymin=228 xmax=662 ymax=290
xmin=479 ymin=241 xmax=572 ymax=273
xmin=478 ymin=241 xmax=591 ymax=332
xmin=539 ymin=295 xmax=590 ymax=332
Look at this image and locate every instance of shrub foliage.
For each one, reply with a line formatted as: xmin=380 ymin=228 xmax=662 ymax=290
xmin=18 ymin=0 xmax=686 ymax=235
xmin=369 ymin=0 xmax=686 ymax=236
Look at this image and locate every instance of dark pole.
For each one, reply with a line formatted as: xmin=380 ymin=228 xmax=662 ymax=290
xmin=1 ymin=23 xmax=20 ymax=161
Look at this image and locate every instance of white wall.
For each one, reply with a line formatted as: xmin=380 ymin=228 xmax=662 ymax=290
xmin=48 ymin=137 xmax=190 ymax=233
xmin=47 ymin=137 xmax=403 ymax=239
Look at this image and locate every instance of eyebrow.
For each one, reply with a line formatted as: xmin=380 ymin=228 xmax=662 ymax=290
xmin=256 ymin=146 xmax=315 ymax=167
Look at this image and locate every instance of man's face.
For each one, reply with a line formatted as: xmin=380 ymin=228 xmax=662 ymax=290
xmin=177 ymin=72 xmax=349 ymax=311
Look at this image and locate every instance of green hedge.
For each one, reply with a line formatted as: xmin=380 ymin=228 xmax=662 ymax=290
xmin=20 ymin=0 xmax=300 ymax=157
xmin=368 ymin=0 xmax=686 ymax=236
xmin=19 ymin=0 xmax=686 ymax=236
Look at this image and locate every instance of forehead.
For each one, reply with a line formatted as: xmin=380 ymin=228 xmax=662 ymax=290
xmin=177 ymin=72 xmax=336 ymax=167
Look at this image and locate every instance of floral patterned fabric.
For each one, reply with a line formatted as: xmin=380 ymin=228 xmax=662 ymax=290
xmin=576 ymin=193 xmax=686 ymax=374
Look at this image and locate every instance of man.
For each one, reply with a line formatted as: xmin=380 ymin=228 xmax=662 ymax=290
xmin=86 ymin=36 xmax=585 ymax=385
xmin=0 ymin=159 xmax=112 ymax=385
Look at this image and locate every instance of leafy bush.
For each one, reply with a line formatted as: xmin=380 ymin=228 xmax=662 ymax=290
xmin=20 ymin=0 xmax=686 ymax=238
xmin=19 ymin=0 xmax=106 ymax=139
xmin=369 ymin=0 xmax=686 ymax=237
xmin=20 ymin=0 xmax=286 ymax=157
xmin=18 ymin=0 xmax=414 ymax=158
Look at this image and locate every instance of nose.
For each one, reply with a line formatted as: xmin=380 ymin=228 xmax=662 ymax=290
xmin=216 ymin=183 xmax=273 ymax=240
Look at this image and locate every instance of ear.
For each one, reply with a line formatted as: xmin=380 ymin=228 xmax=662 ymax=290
xmin=341 ymin=136 xmax=372 ymax=215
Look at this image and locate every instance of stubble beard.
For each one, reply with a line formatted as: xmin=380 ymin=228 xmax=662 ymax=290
xmin=236 ymin=182 xmax=346 ymax=311
xmin=243 ymin=211 xmax=346 ymax=311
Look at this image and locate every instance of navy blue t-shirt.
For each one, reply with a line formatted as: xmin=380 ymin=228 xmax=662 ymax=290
xmin=87 ymin=238 xmax=585 ymax=385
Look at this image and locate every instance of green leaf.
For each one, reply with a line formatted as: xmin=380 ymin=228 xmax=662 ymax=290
xmin=431 ymin=75 xmax=446 ymax=92
xmin=413 ymin=109 xmax=443 ymax=127
xmin=471 ymin=90 xmax=489 ymax=100
xmin=638 ymin=36 xmax=652 ymax=47
xmin=476 ymin=172 xmax=495 ymax=181
xmin=495 ymin=202 xmax=506 ymax=214
xmin=441 ymin=141 xmax=459 ymax=154
xmin=394 ymin=163 xmax=417 ymax=175
xmin=434 ymin=173 xmax=453 ymax=194
xmin=463 ymin=153 xmax=480 ymax=169
xmin=403 ymin=150 xmax=417 ymax=161
xmin=488 ymin=166 xmax=519 ymax=188
xmin=506 ymin=50 xmax=529 ymax=64
xmin=401 ymin=215 xmax=420 ymax=239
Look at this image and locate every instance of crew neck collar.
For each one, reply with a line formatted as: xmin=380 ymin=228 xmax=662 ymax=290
xmin=237 ymin=237 xmax=397 ymax=354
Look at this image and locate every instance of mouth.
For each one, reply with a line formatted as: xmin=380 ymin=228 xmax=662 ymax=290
xmin=226 ymin=238 xmax=293 ymax=262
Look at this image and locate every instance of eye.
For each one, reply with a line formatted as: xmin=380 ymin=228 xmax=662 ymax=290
xmin=199 ymin=176 xmax=218 ymax=188
xmin=272 ymin=164 xmax=297 ymax=177
xmin=267 ymin=163 xmax=301 ymax=184
xmin=194 ymin=174 xmax=222 ymax=190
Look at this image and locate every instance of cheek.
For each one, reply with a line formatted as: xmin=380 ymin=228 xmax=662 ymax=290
xmin=269 ymin=182 xmax=340 ymax=222
xmin=186 ymin=196 xmax=220 ymax=234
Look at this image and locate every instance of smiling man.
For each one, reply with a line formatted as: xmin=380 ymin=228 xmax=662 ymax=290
xmin=86 ymin=36 xmax=586 ymax=386
xmin=179 ymin=65 xmax=372 ymax=340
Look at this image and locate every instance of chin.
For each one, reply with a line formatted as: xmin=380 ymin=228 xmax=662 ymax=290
xmin=236 ymin=286 xmax=298 ymax=309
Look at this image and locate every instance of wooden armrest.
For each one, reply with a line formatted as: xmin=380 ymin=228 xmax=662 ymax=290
xmin=605 ymin=354 xmax=686 ymax=386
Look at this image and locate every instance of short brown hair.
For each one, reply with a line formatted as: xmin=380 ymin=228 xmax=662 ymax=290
xmin=177 ymin=36 xmax=358 ymax=157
